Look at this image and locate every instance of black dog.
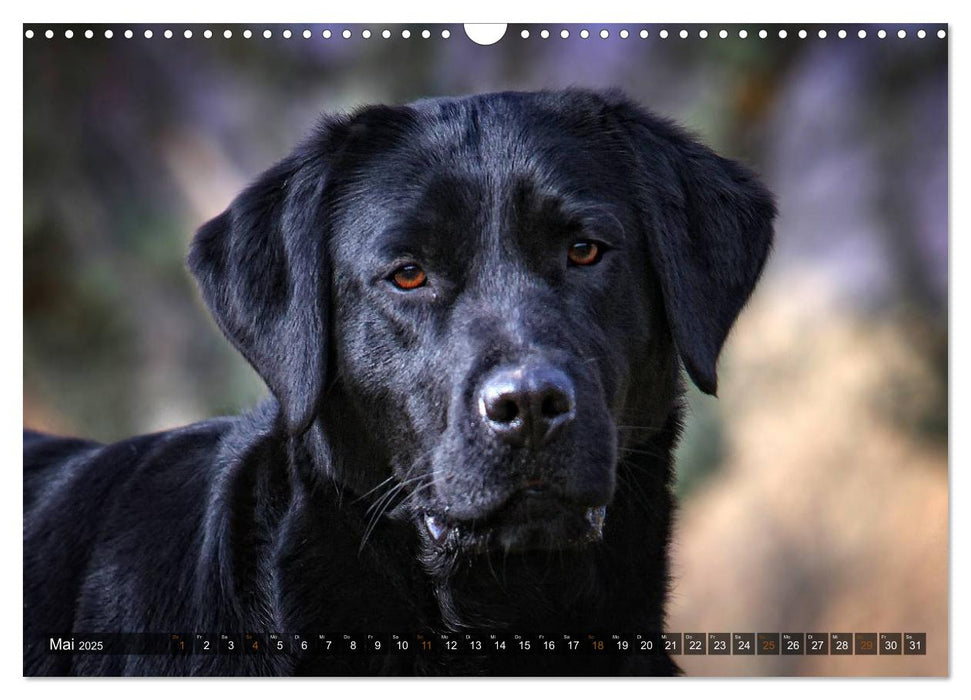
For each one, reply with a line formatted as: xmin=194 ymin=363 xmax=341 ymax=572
xmin=23 ymin=89 xmax=774 ymax=676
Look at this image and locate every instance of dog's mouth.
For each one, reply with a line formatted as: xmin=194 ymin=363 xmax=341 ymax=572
xmin=420 ymin=492 xmax=607 ymax=553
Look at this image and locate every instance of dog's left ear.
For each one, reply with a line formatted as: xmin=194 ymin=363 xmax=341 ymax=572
xmin=607 ymin=93 xmax=776 ymax=395
xmin=187 ymin=142 xmax=332 ymax=435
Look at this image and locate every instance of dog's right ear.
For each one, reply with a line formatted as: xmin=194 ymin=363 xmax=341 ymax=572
xmin=188 ymin=106 xmax=417 ymax=435
xmin=187 ymin=131 xmax=335 ymax=436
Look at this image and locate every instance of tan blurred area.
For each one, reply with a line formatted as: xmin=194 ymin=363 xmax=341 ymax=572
xmin=668 ymin=274 xmax=948 ymax=676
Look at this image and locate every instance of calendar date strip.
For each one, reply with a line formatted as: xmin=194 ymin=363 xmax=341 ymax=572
xmin=44 ymin=632 xmax=927 ymax=656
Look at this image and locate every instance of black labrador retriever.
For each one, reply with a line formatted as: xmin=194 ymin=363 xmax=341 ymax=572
xmin=23 ymin=88 xmax=774 ymax=676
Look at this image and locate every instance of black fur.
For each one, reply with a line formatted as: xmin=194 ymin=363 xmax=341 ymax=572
xmin=23 ymin=89 xmax=775 ymax=676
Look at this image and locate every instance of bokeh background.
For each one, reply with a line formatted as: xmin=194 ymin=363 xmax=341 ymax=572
xmin=23 ymin=23 xmax=948 ymax=676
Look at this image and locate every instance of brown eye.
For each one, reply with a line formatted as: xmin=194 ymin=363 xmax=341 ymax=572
xmin=567 ymin=241 xmax=603 ymax=266
xmin=390 ymin=264 xmax=428 ymax=290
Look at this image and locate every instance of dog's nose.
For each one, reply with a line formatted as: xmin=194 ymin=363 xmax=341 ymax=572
xmin=478 ymin=365 xmax=576 ymax=447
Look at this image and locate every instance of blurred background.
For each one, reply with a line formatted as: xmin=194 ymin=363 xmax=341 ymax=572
xmin=23 ymin=24 xmax=947 ymax=676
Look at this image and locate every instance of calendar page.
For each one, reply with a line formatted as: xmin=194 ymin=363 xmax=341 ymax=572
xmin=22 ymin=22 xmax=948 ymax=677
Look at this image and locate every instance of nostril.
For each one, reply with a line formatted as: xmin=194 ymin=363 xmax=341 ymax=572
xmin=540 ymin=391 xmax=571 ymax=418
xmin=487 ymin=395 xmax=520 ymax=424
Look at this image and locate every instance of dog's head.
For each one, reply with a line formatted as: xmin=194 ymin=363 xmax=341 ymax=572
xmin=189 ymin=89 xmax=774 ymax=555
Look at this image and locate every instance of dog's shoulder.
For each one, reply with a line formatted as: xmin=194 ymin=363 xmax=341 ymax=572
xmin=23 ymin=405 xmax=293 ymax=657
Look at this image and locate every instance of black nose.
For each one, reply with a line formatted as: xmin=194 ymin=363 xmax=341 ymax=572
xmin=478 ymin=364 xmax=576 ymax=448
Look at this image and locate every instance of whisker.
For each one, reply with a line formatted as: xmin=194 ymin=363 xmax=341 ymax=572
xmin=397 ymin=481 xmax=435 ymax=511
xmin=350 ymin=474 xmax=398 ymax=504
xmin=358 ymin=476 xmax=435 ymax=553
xmin=364 ymin=476 xmax=423 ymax=512
xmin=364 ymin=482 xmax=405 ymax=516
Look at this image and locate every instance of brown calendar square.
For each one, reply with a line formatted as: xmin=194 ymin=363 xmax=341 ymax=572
xmin=683 ymin=632 xmax=706 ymax=655
xmin=781 ymin=633 xmax=805 ymax=655
xmin=904 ymin=633 xmax=927 ymax=655
xmin=757 ymin=633 xmax=780 ymax=655
xmin=708 ymin=633 xmax=731 ymax=655
xmin=806 ymin=633 xmax=828 ymax=655
xmin=879 ymin=633 xmax=902 ymax=655
xmin=733 ymin=633 xmax=755 ymax=655
xmin=855 ymin=633 xmax=878 ymax=655
xmin=830 ymin=633 xmax=853 ymax=655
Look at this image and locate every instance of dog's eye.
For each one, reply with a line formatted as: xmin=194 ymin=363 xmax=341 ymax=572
xmin=567 ymin=241 xmax=604 ymax=267
xmin=390 ymin=264 xmax=428 ymax=290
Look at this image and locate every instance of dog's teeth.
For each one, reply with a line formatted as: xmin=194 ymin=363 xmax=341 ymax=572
xmin=424 ymin=514 xmax=448 ymax=542
xmin=585 ymin=505 xmax=607 ymax=539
